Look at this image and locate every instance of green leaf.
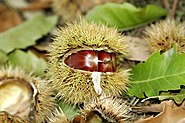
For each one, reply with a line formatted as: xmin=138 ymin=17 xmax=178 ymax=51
xmin=0 ymin=15 xmax=58 ymax=53
xmin=128 ymin=47 xmax=185 ymax=98
xmin=58 ymin=100 xmax=79 ymax=120
xmin=149 ymin=89 xmax=185 ymax=104
xmin=8 ymin=50 xmax=47 ymax=76
xmin=0 ymin=50 xmax=8 ymax=64
xmin=85 ymin=2 xmax=167 ymax=31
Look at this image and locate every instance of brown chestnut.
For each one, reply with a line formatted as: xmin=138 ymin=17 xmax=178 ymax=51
xmin=64 ymin=50 xmax=116 ymax=72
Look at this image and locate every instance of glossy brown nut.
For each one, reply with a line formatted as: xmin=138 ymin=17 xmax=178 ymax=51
xmin=98 ymin=51 xmax=113 ymax=72
xmin=111 ymin=53 xmax=116 ymax=72
xmin=64 ymin=50 xmax=116 ymax=72
xmin=64 ymin=50 xmax=98 ymax=72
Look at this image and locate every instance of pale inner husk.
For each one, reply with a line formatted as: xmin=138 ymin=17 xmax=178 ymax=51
xmin=91 ymin=72 xmax=102 ymax=95
xmin=0 ymin=80 xmax=33 ymax=119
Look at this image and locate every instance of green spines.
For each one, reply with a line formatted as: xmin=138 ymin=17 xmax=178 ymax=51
xmin=50 ymin=20 xmax=128 ymax=59
xmin=48 ymin=20 xmax=130 ymax=104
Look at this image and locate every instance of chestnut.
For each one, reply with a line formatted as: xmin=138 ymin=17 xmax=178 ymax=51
xmin=64 ymin=50 xmax=116 ymax=72
xmin=48 ymin=20 xmax=129 ymax=104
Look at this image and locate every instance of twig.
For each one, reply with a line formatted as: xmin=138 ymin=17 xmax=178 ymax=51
xmin=170 ymin=0 xmax=179 ymax=18
xmin=162 ymin=0 xmax=170 ymax=10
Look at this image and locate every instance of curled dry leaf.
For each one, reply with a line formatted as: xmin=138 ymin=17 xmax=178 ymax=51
xmin=135 ymin=100 xmax=185 ymax=123
xmin=141 ymin=100 xmax=176 ymax=113
xmin=141 ymin=100 xmax=185 ymax=113
xmin=135 ymin=104 xmax=185 ymax=123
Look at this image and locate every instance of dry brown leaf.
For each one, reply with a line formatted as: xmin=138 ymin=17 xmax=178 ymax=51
xmin=125 ymin=36 xmax=150 ymax=61
xmin=20 ymin=0 xmax=53 ymax=11
xmin=135 ymin=101 xmax=185 ymax=123
xmin=141 ymin=100 xmax=185 ymax=113
xmin=181 ymin=101 xmax=185 ymax=110
xmin=141 ymin=100 xmax=177 ymax=113
xmin=135 ymin=105 xmax=185 ymax=123
xmin=0 ymin=4 xmax=22 ymax=32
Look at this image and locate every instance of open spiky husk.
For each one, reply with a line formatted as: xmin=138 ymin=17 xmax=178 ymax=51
xmin=145 ymin=19 xmax=185 ymax=53
xmin=0 ymin=66 xmax=57 ymax=123
xmin=34 ymin=79 xmax=57 ymax=123
xmin=0 ymin=66 xmax=35 ymax=121
xmin=0 ymin=111 xmax=29 ymax=123
xmin=81 ymin=96 xmax=131 ymax=123
xmin=48 ymin=20 xmax=130 ymax=104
